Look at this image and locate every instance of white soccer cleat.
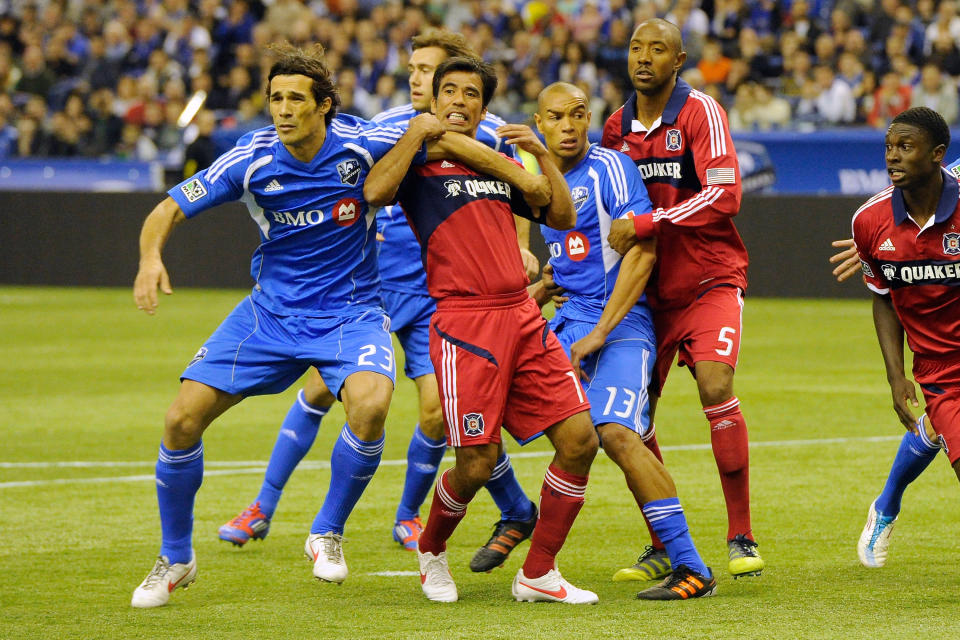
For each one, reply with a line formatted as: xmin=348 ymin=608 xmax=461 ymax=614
xmin=305 ymin=533 xmax=348 ymax=584
xmin=858 ymin=500 xmax=897 ymax=568
xmin=131 ymin=551 xmax=197 ymax=608
xmin=417 ymin=549 xmax=458 ymax=602
xmin=511 ymin=567 xmax=598 ymax=604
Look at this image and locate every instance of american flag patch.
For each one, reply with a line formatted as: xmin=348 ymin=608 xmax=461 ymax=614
xmin=706 ymin=167 xmax=736 ymax=185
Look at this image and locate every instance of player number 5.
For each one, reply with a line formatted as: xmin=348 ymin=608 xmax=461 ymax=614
xmin=716 ymin=327 xmax=736 ymax=357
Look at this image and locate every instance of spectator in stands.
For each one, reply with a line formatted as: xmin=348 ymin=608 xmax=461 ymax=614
xmin=927 ymin=25 xmax=960 ymax=76
xmin=910 ymin=62 xmax=959 ymax=125
xmin=0 ymin=99 xmax=17 ymax=157
xmin=666 ymin=0 xmax=709 ymax=61
xmin=15 ymin=44 xmax=55 ymax=97
xmin=735 ymin=81 xmax=792 ymax=130
xmin=812 ymin=63 xmax=857 ymax=124
xmin=698 ymin=36 xmax=732 ymax=85
xmin=87 ymin=87 xmax=124 ymax=156
xmin=116 ymin=121 xmax=158 ymax=161
xmin=558 ymin=41 xmax=597 ymax=90
xmin=924 ymin=0 xmax=960 ymax=57
xmin=855 ymin=69 xmax=878 ymax=124
xmin=182 ymin=109 xmax=216 ymax=177
xmin=867 ymin=70 xmax=912 ymax=128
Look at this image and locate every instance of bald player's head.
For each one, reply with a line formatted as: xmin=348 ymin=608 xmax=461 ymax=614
xmin=537 ymin=82 xmax=587 ymax=113
xmin=631 ymin=18 xmax=683 ymax=54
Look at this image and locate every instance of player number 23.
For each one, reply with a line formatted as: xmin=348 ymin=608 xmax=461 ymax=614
xmin=715 ymin=327 xmax=736 ymax=357
xmin=358 ymin=344 xmax=393 ymax=372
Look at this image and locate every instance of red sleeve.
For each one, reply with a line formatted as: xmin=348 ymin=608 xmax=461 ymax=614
xmin=601 ymin=112 xmax=620 ymax=151
xmin=852 ymin=205 xmax=890 ymax=295
xmin=655 ymin=96 xmax=742 ymax=230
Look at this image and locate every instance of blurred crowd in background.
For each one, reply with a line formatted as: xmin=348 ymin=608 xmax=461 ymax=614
xmin=2 ymin=0 xmax=960 ymax=176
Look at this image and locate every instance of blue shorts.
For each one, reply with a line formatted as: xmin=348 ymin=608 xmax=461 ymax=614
xmin=382 ymin=288 xmax=435 ymax=380
xmin=551 ymin=316 xmax=655 ymax=437
xmin=181 ymin=296 xmax=396 ymax=397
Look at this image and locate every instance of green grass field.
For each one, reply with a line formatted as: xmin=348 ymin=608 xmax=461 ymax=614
xmin=2 ymin=287 xmax=959 ymax=639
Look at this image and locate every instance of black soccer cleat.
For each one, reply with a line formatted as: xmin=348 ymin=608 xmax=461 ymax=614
xmin=469 ymin=501 xmax=538 ymax=573
xmin=636 ymin=565 xmax=717 ymax=601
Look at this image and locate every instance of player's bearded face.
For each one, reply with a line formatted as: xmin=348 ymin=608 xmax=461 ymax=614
xmin=269 ymin=74 xmax=329 ymax=150
xmin=627 ymin=24 xmax=684 ymax=96
xmin=432 ymin=71 xmax=486 ymax=136
xmin=885 ymin=123 xmax=944 ymax=190
xmin=536 ymin=91 xmax=591 ymax=159
xmin=408 ymin=46 xmax=446 ymax=112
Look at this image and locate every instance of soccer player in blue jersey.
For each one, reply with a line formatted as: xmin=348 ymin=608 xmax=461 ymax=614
xmin=527 ymin=82 xmax=715 ymax=600
xmin=129 ymin=43 xmax=410 ymax=608
xmin=218 ymin=30 xmax=540 ymax=572
xmin=828 ymin=150 xmax=960 ymax=567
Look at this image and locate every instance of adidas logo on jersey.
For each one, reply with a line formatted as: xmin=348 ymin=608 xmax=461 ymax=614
xmin=620 ymin=142 xmax=630 ymax=152
xmin=441 ymin=161 xmax=456 ymax=168
xmin=879 ymin=238 xmax=896 ymax=251
xmin=264 ymin=179 xmax=283 ymax=192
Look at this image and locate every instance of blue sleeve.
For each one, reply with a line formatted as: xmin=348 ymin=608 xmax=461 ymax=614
xmin=947 ymin=156 xmax=960 ymax=180
xmin=167 ymin=151 xmax=246 ymax=218
xmin=608 ymin=151 xmax=653 ymax=221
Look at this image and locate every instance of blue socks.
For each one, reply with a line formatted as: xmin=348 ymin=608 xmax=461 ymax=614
xmin=156 ymin=441 xmax=204 ymax=565
xmin=311 ymin=424 xmax=384 ymax=535
xmin=875 ymin=418 xmax=941 ymax=517
xmin=395 ymin=424 xmax=447 ymax=522
xmin=642 ymin=497 xmax=709 ymax=577
xmin=486 ymin=452 xmax=535 ymax=522
xmin=257 ymin=390 xmax=329 ymax=518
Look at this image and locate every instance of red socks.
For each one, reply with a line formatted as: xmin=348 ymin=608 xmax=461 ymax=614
xmin=418 ymin=470 xmax=469 ymax=555
xmin=704 ymin=396 xmax=752 ymax=541
xmin=521 ymin=465 xmax=587 ymax=578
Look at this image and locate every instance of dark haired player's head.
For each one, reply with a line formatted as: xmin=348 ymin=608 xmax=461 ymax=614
xmin=266 ymin=42 xmax=340 ymax=127
xmin=891 ymin=107 xmax=950 ymax=151
xmin=411 ymin=29 xmax=477 ymax=61
xmin=628 ymin=19 xmax=686 ymax=97
xmin=432 ymin=57 xmax=497 ymax=108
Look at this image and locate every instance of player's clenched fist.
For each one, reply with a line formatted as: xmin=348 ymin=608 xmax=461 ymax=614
xmin=495 ymin=124 xmax=548 ymax=158
xmin=409 ymin=113 xmax=445 ymax=141
xmin=607 ymin=218 xmax=639 ymax=255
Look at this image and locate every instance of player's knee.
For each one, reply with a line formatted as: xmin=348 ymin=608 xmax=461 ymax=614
xmin=697 ymin=372 xmax=735 ymax=407
xmin=302 ymin=376 xmax=336 ymax=408
xmin=418 ymin=397 xmax=444 ymax=438
xmin=163 ymin=404 xmax=205 ymax=448
xmin=562 ymin=418 xmax=600 ymax=465
xmin=455 ymin=449 xmax=497 ymax=492
xmin=597 ymin=424 xmax=636 ymax=465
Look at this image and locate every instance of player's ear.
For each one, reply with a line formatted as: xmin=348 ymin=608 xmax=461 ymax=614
xmin=586 ymin=110 xmax=592 ymax=128
xmin=430 ymin=96 xmax=437 ymax=114
xmin=317 ymin=96 xmax=332 ymax=115
xmin=533 ymin=112 xmax=543 ymax=134
xmin=932 ymin=143 xmax=947 ymax=165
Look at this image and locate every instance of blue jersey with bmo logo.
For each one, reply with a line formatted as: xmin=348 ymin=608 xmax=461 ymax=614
xmin=543 ymin=145 xmax=657 ymax=435
xmin=541 ymin=144 xmax=655 ymax=330
xmin=372 ymin=104 xmax=518 ymax=294
xmin=168 ymin=115 xmax=409 ymax=316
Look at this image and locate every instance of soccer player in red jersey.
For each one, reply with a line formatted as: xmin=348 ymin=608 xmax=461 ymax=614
xmin=602 ymin=19 xmax=763 ymax=580
xmin=364 ymin=56 xmax=601 ymax=604
xmin=852 ymin=107 xmax=960 ymax=568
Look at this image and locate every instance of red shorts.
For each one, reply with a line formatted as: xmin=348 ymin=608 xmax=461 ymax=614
xmin=652 ymin=286 xmax=744 ymax=395
xmin=430 ymin=291 xmax=590 ymax=447
xmin=914 ymin=354 xmax=960 ymax=464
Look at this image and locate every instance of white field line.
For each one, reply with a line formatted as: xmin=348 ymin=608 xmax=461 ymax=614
xmin=0 ymin=434 xmax=902 ymax=489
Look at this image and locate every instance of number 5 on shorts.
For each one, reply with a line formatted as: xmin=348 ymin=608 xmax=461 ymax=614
xmin=716 ymin=327 xmax=736 ymax=357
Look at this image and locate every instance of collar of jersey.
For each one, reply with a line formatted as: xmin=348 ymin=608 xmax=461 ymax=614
xmin=622 ymin=78 xmax=692 ymax=138
xmin=891 ymin=167 xmax=958 ymax=228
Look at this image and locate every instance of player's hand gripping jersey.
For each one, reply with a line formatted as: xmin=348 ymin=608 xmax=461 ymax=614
xmin=168 ymin=115 xmax=407 ymax=315
xmin=541 ymin=144 xmax=655 ymax=330
xmin=373 ymin=105 xmax=519 ymax=294
xmin=602 ymin=78 xmax=748 ymax=311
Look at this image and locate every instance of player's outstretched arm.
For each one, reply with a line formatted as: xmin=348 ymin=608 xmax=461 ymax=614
xmin=569 ymin=238 xmax=656 ymax=380
xmin=496 ymin=124 xmax=575 ymax=229
xmin=427 ymin=132 xmax=550 ymax=208
xmin=872 ymin=292 xmax=919 ymax=432
xmin=134 ymin=196 xmax=186 ymax=315
xmin=365 ymin=113 xmax=444 ymax=207
xmin=829 ymin=238 xmax=861 ymax=282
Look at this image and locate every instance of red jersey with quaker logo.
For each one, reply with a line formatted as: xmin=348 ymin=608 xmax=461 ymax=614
xmin=852 ymin=168 xmax=960 ymax=361
xmin=601 ymin=78 xmax=748 ymax=311
xmin=396 ymin=158 xmax=540 ymax=300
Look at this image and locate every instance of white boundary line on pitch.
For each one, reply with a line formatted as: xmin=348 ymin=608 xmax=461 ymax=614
xmin=0 ymin=434 xmax=903 ymax=489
